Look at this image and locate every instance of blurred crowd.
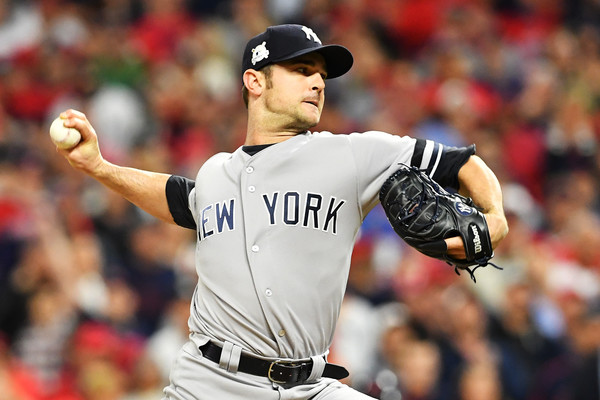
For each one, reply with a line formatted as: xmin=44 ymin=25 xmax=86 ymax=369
xmin=1 ymin=0 xmax=600 ymax=399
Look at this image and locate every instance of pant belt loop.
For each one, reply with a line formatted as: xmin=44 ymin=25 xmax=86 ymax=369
xmin=219 ymin=342 xmax=234 ymax=370
xmin=228 ymin=344 xmax=242 ymax=373
xmin=307 ymin=355 xmax=326 ymax=382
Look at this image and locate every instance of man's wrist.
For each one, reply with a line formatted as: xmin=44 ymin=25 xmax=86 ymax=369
xmin=86 ymin=157 xmax=111 ymax=179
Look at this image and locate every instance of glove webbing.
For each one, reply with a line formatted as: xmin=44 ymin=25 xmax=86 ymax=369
xmin=398 ymin=180 xmax=441 ymax=226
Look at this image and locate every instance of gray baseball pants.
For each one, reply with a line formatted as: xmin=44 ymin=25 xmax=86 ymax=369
xmin=162 ymin=340 xmax=376 ymax=400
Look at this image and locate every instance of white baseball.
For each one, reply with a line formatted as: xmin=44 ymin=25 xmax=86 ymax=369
xmin=49 ymin=117 xmax=81 ymax=149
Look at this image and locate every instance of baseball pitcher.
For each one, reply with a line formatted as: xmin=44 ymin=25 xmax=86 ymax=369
xmin=54 ymin=24 xmax=508 ymax=400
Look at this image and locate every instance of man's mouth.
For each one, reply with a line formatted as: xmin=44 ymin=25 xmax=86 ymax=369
xmin=304 ymin=99 xmax=319 ymax=108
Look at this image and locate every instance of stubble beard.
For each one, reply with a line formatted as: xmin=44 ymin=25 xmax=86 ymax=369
xmin=265 ymin=91 xmax=320 ymax=132
xmin=285 ymin=112 xmax=319 ymax=131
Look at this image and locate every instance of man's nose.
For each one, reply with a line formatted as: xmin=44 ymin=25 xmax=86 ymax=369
xmin=311 ymin=73 xmax=325 ymax=91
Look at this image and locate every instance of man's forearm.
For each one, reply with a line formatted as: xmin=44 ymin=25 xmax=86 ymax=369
xmin=458 ymin=155 xmax=509 ymax=247
xmin=90 ymin=160 xmax=175 ymax=224
xmin=55 ymin=109 xmax=176 ymax=225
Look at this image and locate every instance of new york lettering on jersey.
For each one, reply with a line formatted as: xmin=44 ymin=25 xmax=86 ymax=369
xmin=262 ymin=191 xmax=345 ymax=234
xmin=197 ymin=192 xmax=346 ymax=241
xmin=198 ymin=199 xmax=235 ymax=241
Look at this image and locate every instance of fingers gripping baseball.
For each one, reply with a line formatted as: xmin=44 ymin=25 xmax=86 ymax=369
xmin=52 ymin=109 xmax=104 ymax=174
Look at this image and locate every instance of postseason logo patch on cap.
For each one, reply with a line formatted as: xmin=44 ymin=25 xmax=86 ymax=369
xmin=251 ymin=42 xmax=269 ymax=66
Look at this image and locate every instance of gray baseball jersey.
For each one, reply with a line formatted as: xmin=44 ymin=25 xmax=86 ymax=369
xmin=166 ymin=130 xmax=474 ymax=360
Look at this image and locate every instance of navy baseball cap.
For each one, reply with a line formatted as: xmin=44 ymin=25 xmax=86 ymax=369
xmin=242 ymin=24 xmax=353 ymax=79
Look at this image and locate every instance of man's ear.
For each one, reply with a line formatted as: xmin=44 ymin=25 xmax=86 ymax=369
xmin=243 ymin=69 xmax=264 ymax=97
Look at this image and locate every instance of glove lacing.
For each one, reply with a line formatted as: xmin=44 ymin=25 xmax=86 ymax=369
xmin=453 ymin=261 xmax=503 ymax=283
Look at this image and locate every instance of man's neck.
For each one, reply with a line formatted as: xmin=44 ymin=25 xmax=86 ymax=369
xmin=245 ymin=119 xmax=307 ymax=145
xmin=244 ymin=131 xmax=302 ymax=146
xmin=245 ymin=103 xmax=313 ymax=145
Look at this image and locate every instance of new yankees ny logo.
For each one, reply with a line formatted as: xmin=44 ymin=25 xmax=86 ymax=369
xmin=301 ymin=26 xmax=322 ymax=44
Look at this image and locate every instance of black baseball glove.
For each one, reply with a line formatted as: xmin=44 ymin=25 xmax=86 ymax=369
xmin=379 ymin=165 xmax=500 ymax=282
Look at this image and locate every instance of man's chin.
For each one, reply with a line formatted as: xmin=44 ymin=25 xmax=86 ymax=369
xmin=287 ymin=118 xmax=319 ymax=131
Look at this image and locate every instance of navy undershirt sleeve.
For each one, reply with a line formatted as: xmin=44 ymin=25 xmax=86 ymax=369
xmin=409 ymin=138 xmax=476 ymax=191
xmin=432 ymin=144 xmax=476 ymax=190
xmin=166 ymin=175 xmax=196 ymax=230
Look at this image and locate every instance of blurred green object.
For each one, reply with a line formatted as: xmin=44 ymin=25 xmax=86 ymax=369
xmin=91 ymin=54 xmax=147 ymax=88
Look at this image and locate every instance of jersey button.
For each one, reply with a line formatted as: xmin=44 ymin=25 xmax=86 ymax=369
xmin=265 ymin=289 xmax=272 ymax=297
xmin=251 ymin=245 xmax=259 ymax=252
xmin=246 ymin=166 xmax=254 ymax=173
xmin=278 ymin=329 xmax=286 ymax=337
xmin=248 ymin=185 xmax=256 ymax=192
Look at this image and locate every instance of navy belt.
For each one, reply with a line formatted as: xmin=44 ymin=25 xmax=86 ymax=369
xmin=199 ymin=342 xmax=349 ymax=384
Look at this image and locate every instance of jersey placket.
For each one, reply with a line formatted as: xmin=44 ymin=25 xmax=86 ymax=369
xmin=239 ymin=159 xmax=288 ymax=351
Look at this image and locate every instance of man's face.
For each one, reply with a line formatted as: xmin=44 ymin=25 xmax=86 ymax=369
xmin=262 ymin=52 xmax=327 ymax=131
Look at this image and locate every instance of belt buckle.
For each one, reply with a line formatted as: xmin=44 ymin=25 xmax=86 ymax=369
xmin=267 ymin=360 xmax=297 ymax=384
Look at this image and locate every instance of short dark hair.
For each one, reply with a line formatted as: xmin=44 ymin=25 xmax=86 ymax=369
xmin=242 ymin=65 xmax=273 ymax=108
